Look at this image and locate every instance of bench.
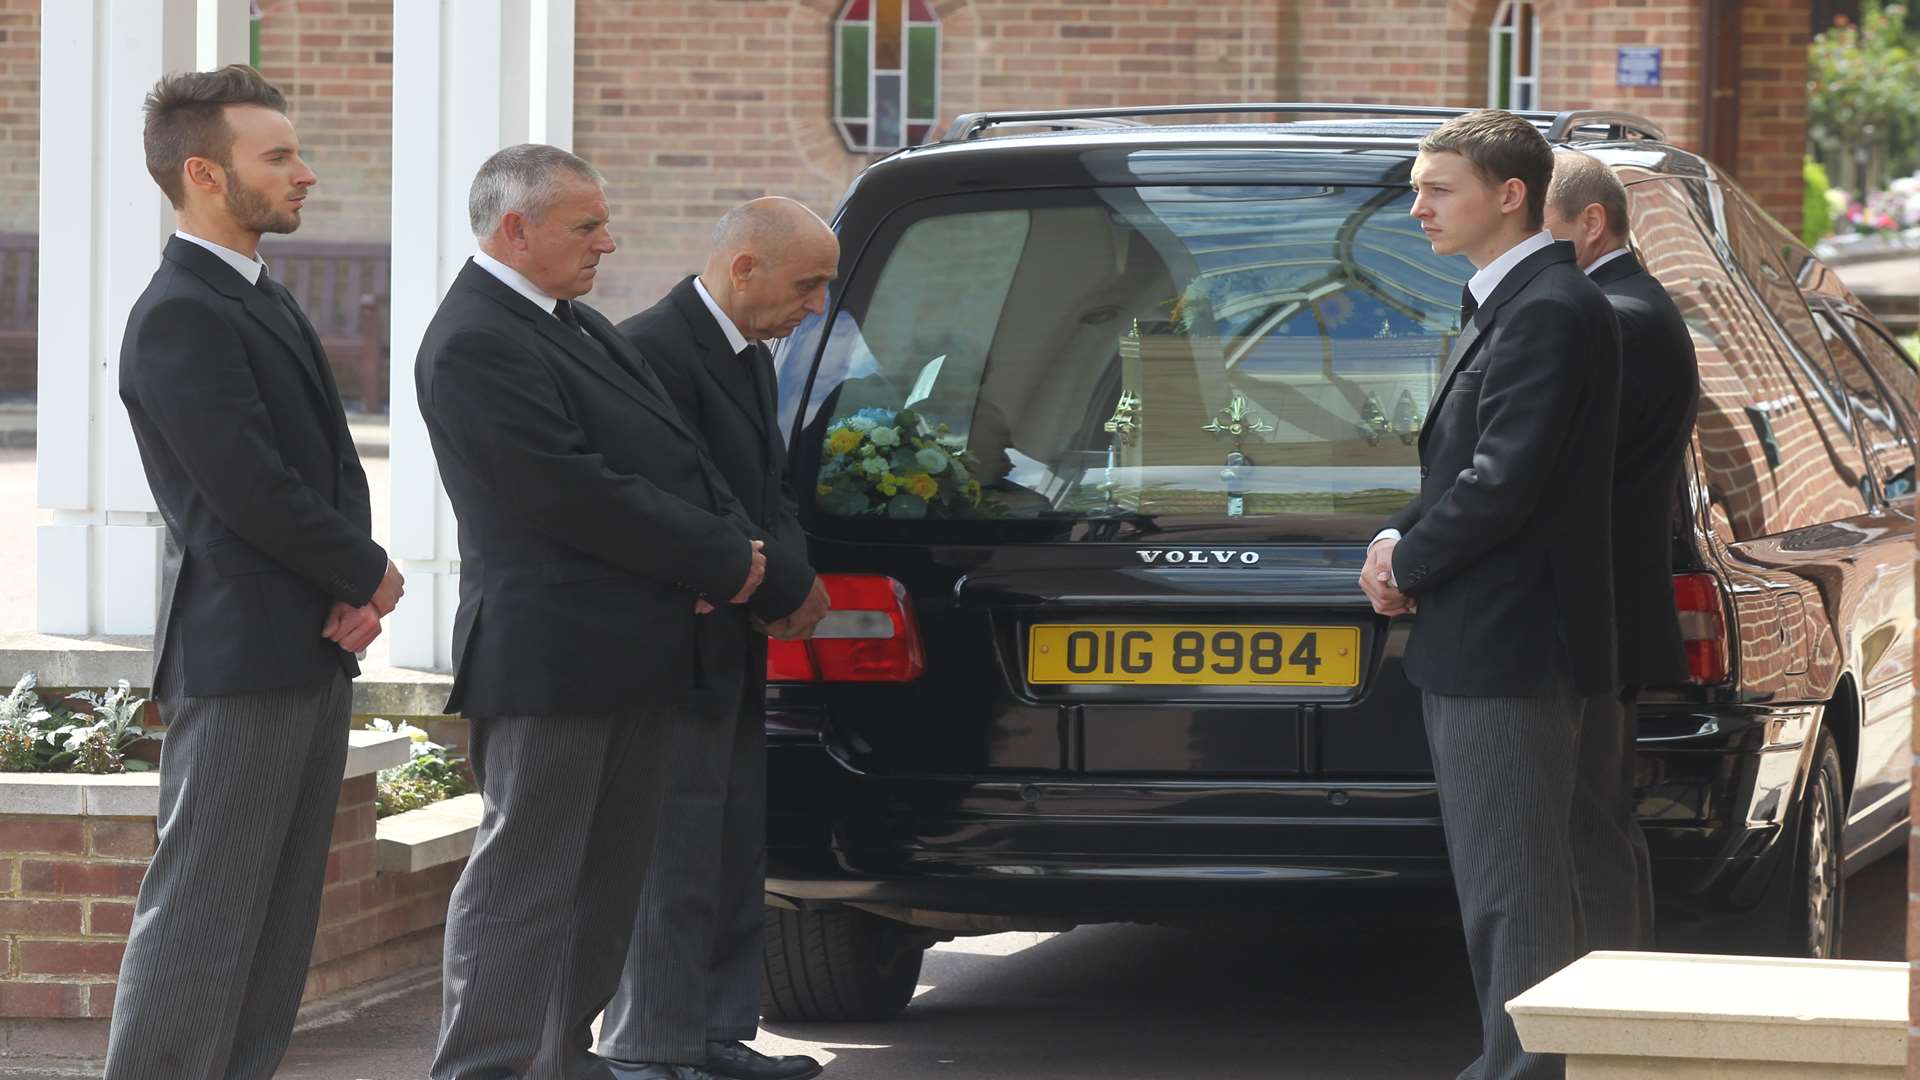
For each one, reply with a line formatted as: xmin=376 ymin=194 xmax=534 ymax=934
xmin=0 ymin=232 xmax=391 ymax=411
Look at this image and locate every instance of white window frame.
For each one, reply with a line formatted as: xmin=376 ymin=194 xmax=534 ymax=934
xmin=1487 ymin=0 xmax=1543 ymax=111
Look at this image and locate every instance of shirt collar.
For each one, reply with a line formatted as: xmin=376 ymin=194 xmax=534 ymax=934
xmin=175 ymin=230 xmax=266 ymax=285
xmin=1466 ymin=230 xmax=1556 ymax=307
xmin=472 ymin=249 xmax=564 ymax=321
xmin=1585 ymin=247 xmax=1632 ymax=276
xmin=692 ymin=275 xmax=752 ymax=355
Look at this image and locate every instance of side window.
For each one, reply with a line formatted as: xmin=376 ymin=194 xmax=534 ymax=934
xmin=1627 ymin=179 xmax=1869 ymax=541
xmin=1828 ymin=313 xmax=1919 ymax=502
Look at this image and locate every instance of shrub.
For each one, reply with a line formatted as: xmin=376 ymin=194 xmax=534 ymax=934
xmin=1804 ymin=159 xmax=1835 ymax=244
xmin=0 ymin=673 xmax=154 ymax=775
xmin=365 ymin=718 xmax=475 ymax=817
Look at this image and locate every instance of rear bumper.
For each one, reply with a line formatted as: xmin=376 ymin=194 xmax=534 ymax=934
xmin=764 ymin=703 xmax=1810 ymax=924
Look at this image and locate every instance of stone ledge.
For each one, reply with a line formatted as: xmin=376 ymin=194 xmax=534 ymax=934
xmin=1508 ymin=951 xmax=1904 ymax=1076
xmin=374 ymin=792 xmax=481 ymax=874
xmin=0 ymin=633 xmax=455 ymax=719
xmin=0 ymin=731 xmax=411 ymax=816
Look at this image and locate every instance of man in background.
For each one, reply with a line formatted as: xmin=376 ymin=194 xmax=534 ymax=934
xmin=1546 ymin=150 xmax=1700 ymax=952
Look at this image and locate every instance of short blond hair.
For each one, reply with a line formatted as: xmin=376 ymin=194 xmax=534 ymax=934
xmin=1547 ymin=151 xmax=1630 ymax=241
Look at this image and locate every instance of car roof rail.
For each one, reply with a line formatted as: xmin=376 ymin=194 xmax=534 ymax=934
xmin=937 ymin=102 xmax=1669 ymax=145
xmin=1545 ymin=109 xmax=1668 ymax=143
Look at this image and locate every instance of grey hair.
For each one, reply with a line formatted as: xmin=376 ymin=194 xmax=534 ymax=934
xmin=468 ymin=143 xmax=605 ymax=240
xmin=1547 ymin=150 xmax=1630 ymax=240
xmin=709 ymin=198 xmax=819 ymax=257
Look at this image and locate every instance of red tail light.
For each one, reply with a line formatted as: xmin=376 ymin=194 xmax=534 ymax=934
xmin=765 ymin=574 xmax=926 ymax=683
xmin=1673 ymin=573 xmax=1730 ymax=684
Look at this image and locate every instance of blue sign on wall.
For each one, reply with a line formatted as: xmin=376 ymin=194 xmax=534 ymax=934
xmin=1617 ymin=46 xmax=1662 ymax=88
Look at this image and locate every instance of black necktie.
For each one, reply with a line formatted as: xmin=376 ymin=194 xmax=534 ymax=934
xmin=553 ymin=299 xmax=583 ymax=332
xmin=1460 ymin=282 xmax=1478 ymax=327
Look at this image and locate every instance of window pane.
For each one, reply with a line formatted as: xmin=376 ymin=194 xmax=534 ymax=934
xmin=874 ymin=72 xmax=903 ymax=148
xmin=839 ymin=25 xmax=869 ymax=118
xmin=801 ymin=186 xmax=1466 ymax=534
xmin=907 ymin=26 xmax=937 ymax=118
xmin=1629 ymin=179 xmax=1867 ymax=541
xmin=1832 ymin=314 xmax=1919 ymax=500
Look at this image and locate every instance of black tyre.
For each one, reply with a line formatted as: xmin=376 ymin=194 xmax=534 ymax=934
xmin=1783 ymin=728 xmax=1846 ymax=958
xmin=761 ymin=906 xmax=926 ymax=1022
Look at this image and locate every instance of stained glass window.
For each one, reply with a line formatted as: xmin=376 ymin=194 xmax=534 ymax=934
xmin=835 ymin=0 xmax=941 ymax=153
xmin=1488 ymin=1 xmax=1542 ymax=111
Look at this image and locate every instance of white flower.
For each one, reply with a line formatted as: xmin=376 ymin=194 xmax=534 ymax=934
xmin=869 ymin=426 xmax=901 ymax=448
xmin=860 ymin=457 xmax=887 ymax=477
xmin=915 ymin=447 xmax=949 ymax=474
xmin=845 ymin=416 xmax=879 ymax=433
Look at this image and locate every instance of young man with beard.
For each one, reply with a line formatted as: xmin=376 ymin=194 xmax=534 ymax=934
xmin=1360 ymin=111 xmax=1623 ymax=1080
xmin=109 ymin=65 xmax=404 ymax=1079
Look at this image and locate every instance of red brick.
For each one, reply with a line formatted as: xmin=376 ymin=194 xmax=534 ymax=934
xmin=18 ymin=860 xmax=146 ymax=898
xmin=0 ymin=898 xmax=84 ymax=934
xmin=0 ymin=981 xmax=89 ymax=1019
xmin=0 ymin=819 xmax=86 ymax=855
xmin=87 ymin=820 xmax=156 ymax=860
xmin=85 ymin=900 xmax=135 ymax=937
xmin=18 ymin=940 xmax=126 ymax=976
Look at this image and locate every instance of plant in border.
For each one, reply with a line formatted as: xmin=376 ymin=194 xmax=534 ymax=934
xmin=0 ymin=672 xmax=155 ymax=775
xmin=365 ymin=717 xmax=475 ymax=817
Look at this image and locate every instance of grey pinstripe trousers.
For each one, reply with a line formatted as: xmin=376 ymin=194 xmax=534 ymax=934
xmin=1570 ymin=689 xmax=1655 ymax=951
xmin=596 ymin=671 xmax=765 ymax=1065
xmin=1424 ymin=683 xmax=1598 ymax=1080
xmin=104 ymin=641 xmax=351 ymax=1080
xmin=430 ymin=708 xmax=678 ymax=1080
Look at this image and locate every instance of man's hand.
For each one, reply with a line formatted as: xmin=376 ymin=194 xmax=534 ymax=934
xmin=1360 ymin=538 xmax=1416 ymax=616
xmin=729 ymin=540 xmax=767 ymax=604
xmin=370 ymin=560 xmax=405 ymax=616
xmin=321 ymin=601 xmax=383 ymax=653
xmin=775 ymin=576 xmax=832 ymax=640
xmin=694 ymin=598 xmax=715 ymax=615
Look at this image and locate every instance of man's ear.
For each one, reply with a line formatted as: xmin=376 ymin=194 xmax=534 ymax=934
xmin=1582 ymin=203 xmax=1610 ymax=244
xmin=182 ymin=155 xmax=225 ymax=199
xmin=730 ymin=251 xmax=756 ymax=289
xmin=499 ymin=211 xmax=529 ymax=251
xmin=1500 ymin=177 xmax=1529 ymax=218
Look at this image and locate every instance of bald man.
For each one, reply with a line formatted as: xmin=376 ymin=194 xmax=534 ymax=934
xmin=599 ymin=198 xmax=837 ymax=1080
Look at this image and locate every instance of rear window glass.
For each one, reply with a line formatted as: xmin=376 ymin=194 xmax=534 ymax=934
xmin=788 ymin=185 xmax=1466 ymax=538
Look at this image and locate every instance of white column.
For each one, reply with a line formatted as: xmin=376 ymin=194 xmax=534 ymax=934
xmin=387 ymin=0 xmax=576 ymax=670
xmin=36 ymin=0 xmax=251 ymax=637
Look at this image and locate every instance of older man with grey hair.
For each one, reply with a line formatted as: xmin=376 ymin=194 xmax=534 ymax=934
xmin=417 ymin=142 xmax=770 ymax=1080
xmin=1546 ymin=149 xmax=1698 ymax=954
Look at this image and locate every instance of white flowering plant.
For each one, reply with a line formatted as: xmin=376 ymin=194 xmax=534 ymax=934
xmin=815 ymin=407 xmax=987 ymax=519
xmin=365 ymin=718 xmax=475 ymax=817
xmin=0 ymin=672 xmax=154 ymax=774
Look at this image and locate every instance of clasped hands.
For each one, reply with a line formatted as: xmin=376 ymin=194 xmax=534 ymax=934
xmin=692 ymin=542 xmax=832 ymax=642
xmin=1359 ymin=538 xmax=1416 ymax=617
xmin=321 ymin=559 xmax=405 ymax=653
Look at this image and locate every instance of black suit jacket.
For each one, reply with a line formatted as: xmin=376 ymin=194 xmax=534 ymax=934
xmin=119 ymin=236 xmax=387 ymax=697
xmin=1386 ymin=240 xmax=1623 ymax=697
xmin=617 ymin=277 xmax=816 ymax=627
xmin=416 ymin=261 xmax=763 ymax=716
xmin=1591 ymin=252 xmax=1699 ymax=687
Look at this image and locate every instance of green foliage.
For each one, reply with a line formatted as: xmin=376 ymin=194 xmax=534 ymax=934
xmin=0 ymin=673 xmax=154 ymax=775
xmin=1901 ymin=333 xmax=1919 ymax=361
xmin=1803 ymin=158 xmax=1835 ymax=246
xmin=1809 ymin=3 xmax=1920 ymax=195
xmin=366 ymin=718 xmax=475 ymax=818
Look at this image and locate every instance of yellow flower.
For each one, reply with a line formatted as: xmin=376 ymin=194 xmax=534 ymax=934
xmin=816 ymin=484 xmax=832 ymax=496
xmin=907 ymin=473 xmax=938 ymax=499
xmin=826 ymin=429 xmax=862 ymax=456
xmin=878 ymin=472 xmax=899 ymax=496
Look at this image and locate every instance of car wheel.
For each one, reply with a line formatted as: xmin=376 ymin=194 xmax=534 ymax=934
xmin=761 ymin=906 xmax=926 ymax=1022
xmin=1785 ymin=728 xmax=1846 ymax=958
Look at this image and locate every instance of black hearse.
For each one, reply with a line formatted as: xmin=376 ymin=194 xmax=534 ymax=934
xmin=754 ymin=104 xmax=1916 ymax=1021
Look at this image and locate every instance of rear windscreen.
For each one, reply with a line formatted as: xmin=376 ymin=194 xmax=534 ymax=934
xmin=782 ymin=185 xmax=1469 ymax=539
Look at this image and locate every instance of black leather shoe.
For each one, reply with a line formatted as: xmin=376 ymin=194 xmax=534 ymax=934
xmin=704 ymin=1040 xmax=824 ymax=1080
xmin=603 ymin=1059 xmax=725 ymax=1080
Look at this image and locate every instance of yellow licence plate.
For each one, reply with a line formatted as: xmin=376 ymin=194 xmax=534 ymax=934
xmin=1027 ymin=624 xmax=1361 ymax=687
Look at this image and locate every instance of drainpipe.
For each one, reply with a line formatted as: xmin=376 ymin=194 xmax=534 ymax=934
xmin=1700 ymin=0 xmax=1742 ymax=176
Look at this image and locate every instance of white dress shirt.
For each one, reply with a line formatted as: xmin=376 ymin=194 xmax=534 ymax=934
xmin=472 ymin=249 xmax=567 ymax=324
xmin=175 ymin=230 xmax=266 ymax=285
xmin=1369 ymin=229 xmax=1561 ymax=578
xmin=692 ymin=275 xmax=752 ymax=355
xmin=1585 ymin=247 xmax=1631 ymax=276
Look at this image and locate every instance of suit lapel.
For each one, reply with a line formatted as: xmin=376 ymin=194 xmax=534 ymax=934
xmin=1587 ymin=251 xmax=1644 ymax=289
xmin=668 ymin=277 xmax=776 ymax=457
xmin=1418 ymin=241 xmax=1577 ymax=445
xmin=164 ymin=238 xmax=336 ymax=419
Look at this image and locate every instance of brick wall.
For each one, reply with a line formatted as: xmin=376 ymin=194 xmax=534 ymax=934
xmin=1734 ymin=0 xmax=1811 ymax=236
xmin=256 ymin=0 xmax=395 ymax=245
xmin=0 ymin=0 xmax=34 ymax=237
xmin=0 ymin=768 xmax=463 ymax=1060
